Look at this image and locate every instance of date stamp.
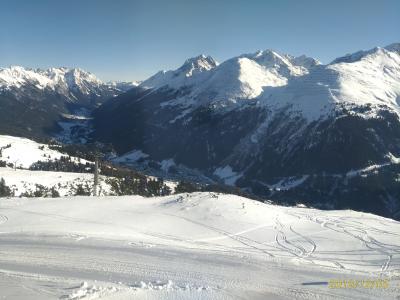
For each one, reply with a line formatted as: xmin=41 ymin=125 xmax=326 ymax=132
xmin=328 ymin=278 xmax=390 ymax=289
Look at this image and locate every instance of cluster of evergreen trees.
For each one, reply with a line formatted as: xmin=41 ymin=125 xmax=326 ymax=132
xmin=73 ymin=183 xmax=92 ymax=196
xmin=98 ymin=162 xmax=172 ymax=196
xmin=0 ymin=178 xmax=11 ymax=197
xmin=0 ymin=141 xmax=256 ymax=200
xmin=0 ymin=180 xmax=97 ymax=198
xmin=0 ymin=144 xmax=14 ymax=168
xmin=47 ymin=141 xmax=112 ymax=162
xmin=107 ymin=176 xmax=171 ymax=197
xmin=30 ymin=156 xmax=93 ymax=173
xmin=174 ymin=180 xmax=254 ymax=199
xmin=0 ymin=144 xmax=11 ymax=158
xmin=19 ymin=184 xmax=60 ymax=198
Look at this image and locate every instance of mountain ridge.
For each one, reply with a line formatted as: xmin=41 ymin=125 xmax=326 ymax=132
xmin=132 ymin=44 xmax=399 ymax=123
xmin=0 ymin=66 xmax=137 ymax=139
xmin=0 ymin=65 xmax=138 ymax=98
xmin=0 ymin=44 xmax=399 ymax=219
xmin=92 ymin=43 xmax=400 ymax=219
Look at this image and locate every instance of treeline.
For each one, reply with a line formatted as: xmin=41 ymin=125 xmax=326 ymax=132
xmin=0 ymin=144 xmax=16 ymax=168
xmin=0 ymin=178 xmax=12 ymax=197
xmin=0 ymin=141 xmax=259 ymax=200
xmin=174 ymin=180 xmax=259 ymax=200
xmin=0 ymin=160 xmax=14 ymax=168
xmin=0 ymin=178 xmax=88 ymax=198
xmin=29 ymin=156 xmax=94 ymax=173
xmin=107 ymin=177 xmax=171 ymax=197
xmin=0 ymin=143 xmax=11 ymax=157
xmin=47 ymin=141 xmax=114 ymax=162
xmin=19 ymin=184 xmax=61 ymax=198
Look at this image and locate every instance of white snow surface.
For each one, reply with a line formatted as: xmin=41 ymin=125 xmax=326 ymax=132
xmin=255 ymin=45 xmax=400 ymax=120
xmin=0 ymin=168 xmax=112 ymax=196
xmin=2 ymin=44 xmax=399 ymax=123
xmin=139 ymin=44 xmax=400 ymax=121
xmin=112 ymin=149 xmax=149 ymax=164
xmin=0 ymin=135 xmax=178 ymax=196
xmin=140 ymin=50 xmax=316 ymax=111
xmin=0 ymin=66 xmax=100 ymax=91
xmin=107 ymin=80 xmax=140 ymax=91
xmin=0 ymin=135 xmax=91 ymax=168
xmin=140 ymin=55 xmax=218 ymax=89
xmin=0 ymin=192 xmax=399 ymax=299
xmin=0 ymin=65 xmax=131 ymax=99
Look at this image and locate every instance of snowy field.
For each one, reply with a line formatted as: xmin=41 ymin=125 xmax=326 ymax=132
xmin=0 ymin=135 xmax=91 ymax=169
xmin=0 ymin=168 xmax=112 ymax=196
xmin=0 ymin=192 xmax=399 ymax=299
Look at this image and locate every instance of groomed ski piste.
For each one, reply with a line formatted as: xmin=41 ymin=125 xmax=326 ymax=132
xmin=0 ymin=192 xmax=399 ymax=299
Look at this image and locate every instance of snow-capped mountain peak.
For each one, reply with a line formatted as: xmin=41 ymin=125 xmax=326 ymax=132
xmin=0 ymin=66 xmax=102 ymax=91
xmin=291 ymin=54 xmax=321 ymax=69
xmin=140 ymin=54 xmax=218 ymax=89
xmin=0 ymin=66 xmax=52 ymax=89
xmin=107 ymin=80 xmax=140 ymax=92
xmin=135 ymin=44 xmax=400 ymax=123
xmin=330 ymin=47 xmax=381 ymax=64
xmin=0 ymin=65 xmax=136 ymax=106
xmin=179 ymin=54 xmax=218 ymax=76
xmin=139 ymin=49 xmax=323 ymax=111
xmin=37 ymin=67 xmax=104 ymax=96
xmin=330 ymin=43 xmax=400 ymax=65
xmin=385 ymin=42 xmax=400 ymax=53
xmin=139 ymin=49 xmax=321 ymax=102
xmin=246 ymin=49 xmax=291 ymax=67
xmin=260 ymin=43 xmax=400 ymax=121
xmin=242 ymin=49 xmax=320 ymax=77
xmin=190 ymin=56 xmax=290 ymax=103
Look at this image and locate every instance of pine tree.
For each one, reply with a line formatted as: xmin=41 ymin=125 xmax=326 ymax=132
xmin=0 ymin=178 xmax=12 ymax=197
xmin=175 ymin=181 xmax=199 ymax=193
xmin=50 ymin=187 xmax=60 ymax=198
xmin=74 ymin=184 xmax=91 ymax=196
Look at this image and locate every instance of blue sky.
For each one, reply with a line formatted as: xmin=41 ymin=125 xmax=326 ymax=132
xmin=0 ymin=0 xmax=399 ymax=81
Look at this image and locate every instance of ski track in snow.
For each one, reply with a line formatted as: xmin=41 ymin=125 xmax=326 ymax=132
xmin=0 ymin=193 xmax=399 ymax=299
xmin=0 ymin=214 xmax=8 ymax=225
xmin=288 ymin=212 xmax=400 ymax=275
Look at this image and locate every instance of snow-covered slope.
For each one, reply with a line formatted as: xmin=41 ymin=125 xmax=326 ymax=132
xmin=260 ymin=44 xmax=400 ymax=121
xmin=242 ymin=49 xmax=320 ymax=77
xmin=139 ymin=50 xmax=320 ymax=110
xmin=137 ymin=44 xmax=399 ymax=120
xmin=0 ymin=192 xmax=399 ymax=299
xmin=0 ymin=168 xmax=111 ymax=196
xmin=93 ymin=43 xmax=400 ymax=220
xmin=0 ymin=135 xmax=102 ymax=196
xmin=140 ymin=55 xmax=218 ymax=89
xmin=0 ymin=134 xmax=178 ymax=197
xmin=329 ymin=45 xmax=400 ymax=110
xmin=0 ymin=135 xmax=90 ymax=168
xmin=107 ymin=80 xmax=140 ymax=92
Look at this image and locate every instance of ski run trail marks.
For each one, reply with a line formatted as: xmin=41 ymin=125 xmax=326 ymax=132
xmin=0 ymin=192 xmax=399 ymax=299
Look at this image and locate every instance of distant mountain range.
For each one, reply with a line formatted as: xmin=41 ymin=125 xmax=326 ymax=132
xmin=1 ymin=44 xmax=399 ymax=219
xmin=0 ymin=66 xmax=137 ymax=138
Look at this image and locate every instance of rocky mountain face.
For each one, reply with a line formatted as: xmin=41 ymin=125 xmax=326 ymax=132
xmin=93 ymin=44 xmax=400 ymax=219
xmin=0 ymin=66 xmax=135 ymax=138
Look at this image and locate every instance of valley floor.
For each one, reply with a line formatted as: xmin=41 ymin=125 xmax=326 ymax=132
xmin=0 ymin=192 xmax=399 ymax=299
